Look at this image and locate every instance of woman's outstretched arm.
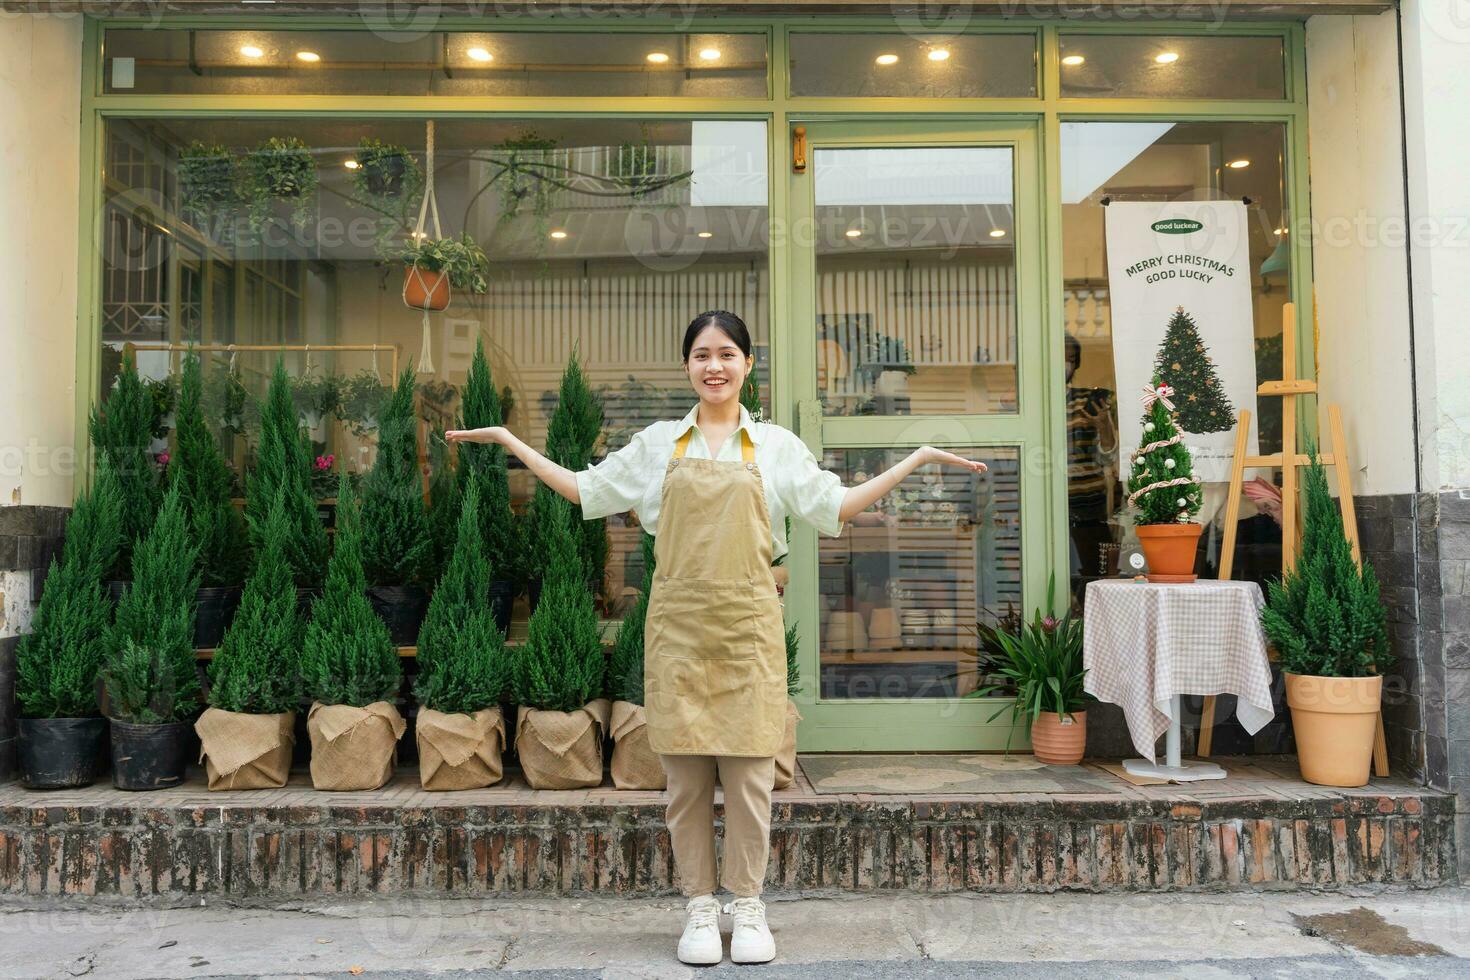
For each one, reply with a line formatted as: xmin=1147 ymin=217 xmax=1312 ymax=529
xmin=445 ymin=426 xmax=581 ymax=504
xmin=837 ymin=447 xmax=987 ymax=524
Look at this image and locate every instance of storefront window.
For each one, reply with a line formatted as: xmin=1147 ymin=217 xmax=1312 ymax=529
xmin=1059 ymin=34 xmax=1286 ymax=101
xmin=99 ymin=115 xmax=770 ymax=613
xmin=789 ymin=32 xmax=1036 ymax=98
xmin=103 ymin=29 xmax=769 ymax=98
xmin=1060 ymin=121 xmax=1291 ymax=607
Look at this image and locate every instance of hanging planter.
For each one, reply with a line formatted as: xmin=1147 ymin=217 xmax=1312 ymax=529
xmin=353 ymin=137 xmax=421 ymax=201
xmin=178 ymin=141 xmax=238 ymax=227
xmin=242 ymin=136 xmax=319 ymax=231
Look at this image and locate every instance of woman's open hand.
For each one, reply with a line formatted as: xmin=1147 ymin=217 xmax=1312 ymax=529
xmin=917 ymin=447 xmax=988 ymax=473
xmin=445 ymin=426 xmax=506 ymax=445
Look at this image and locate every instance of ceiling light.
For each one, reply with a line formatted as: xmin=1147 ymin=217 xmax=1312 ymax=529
xmin=1274 ymin=227 xmax=1288 ymax=236
xmin=550 ymin=229 xmax=569 ymax=239
xmin=239 ymin=45 xmax=265 ymax=59
xmin=1227 ymin=159 xmax=1251 ymax=169
xmin=467 ymin=47 xmax=493 ymax=63
xmin=699 ymin=48 xmax=721 ymax=61
xmin=988 ymin=229 xmax=1007 ymax=238
xmin=845 ymin=228 xmax=863 ymax=238
xmin=296 ymin=50 xmax=321 ymax=63
xmin=1154 ymin=51 xmax=1179 ymax=64
xmin=647 ymin=52 xmax=670 ymax=64
xmin=928 ymin=48 xmax=950 ymax=62
xmin=875 ymin=53 xmax=899 ymax=66
xmin=412 ymin=231 xmax=428 ymax=240
xmin=1061 ymin=54 xmax=1085 ymax=66
xmin=697 ymin=231 xmax=713 ymax=238
xmin=344 ymin=159 xmax=360 ymax=170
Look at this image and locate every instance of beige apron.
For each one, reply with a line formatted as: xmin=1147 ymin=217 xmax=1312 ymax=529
xmin=644 ymin=427 xmax=788 ymax=757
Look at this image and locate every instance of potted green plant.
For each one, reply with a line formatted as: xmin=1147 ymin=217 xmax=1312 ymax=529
xmin=196 ymin=487 xmax=304 ymax=790
xmin=144 ymin=374 xmax=177 ymax=452
xmin=607 ymin=531 xmax=664 ymax=790
xmin=513 ymin=493 xmax=610 ymax=789
xmin=178 ymin=141 xmax=238 ymax=226
xmin=301 ymin=476 xmax=406 ymax=791
xmin=203 ymin=360 xmax=252 ymax=436
xmin=339 ymin=369 xmax=389 ymax=438
xmin=15 ymin=462 xmax=124 ymax=789
xmin=352 ymin=137 xmax=421 ymax=201
xmin=360 ymin=366 xmax=434 ymax=644
xmin=171 ymin=349 xmax=249 ymax=648
xmin=242 ymin=136 xmax=318 ymax=231
xmin=1126 ymin=378 xmax=1204 ymax=581
xmin=1262 ymin=448 xmax=1391 ymax=788
xmin=425 ymin=428 xmax=461 ymax=587
xmin=292 ymin=369 xmax=340 ymax=435
xmin=414 ymin=478 xmax=513 ymax=790
xmin=400 ymin=232 xmax=490 ymax=311
xmin=457 ymin=338 xmax=521 ymax=628
xmin=106 ymin=481 xmax=202 ymax=790
xmin=968 ymin=576 xmax=1089 ymax=765
xmin=91 ymin=349 xmax=162 ymax=589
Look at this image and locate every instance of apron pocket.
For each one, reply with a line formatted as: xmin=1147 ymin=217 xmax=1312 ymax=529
xmin=647 ymin=578 xmax=760 ymax=661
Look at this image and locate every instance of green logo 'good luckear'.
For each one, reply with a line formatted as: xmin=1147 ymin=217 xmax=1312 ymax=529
xmin=1151 ymin=218 xmax=1204 ymax=234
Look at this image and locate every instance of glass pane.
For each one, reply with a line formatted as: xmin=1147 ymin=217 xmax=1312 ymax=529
xmin=1059 ymin=121 xmax=1291 ymax=609
xmin=818 ymin=446 xmax=1020 ymax=700
xmin=1059 ymin=35 xmax=1285 ymax=100
xmin=790 ymin=33 xmax=1036 ymax=98
xmin=98 ymin=115 xmax=770 ymax=632
xmin=103 ymin=29 xmax=768 ymax=98
xmin=812 ymin=146 xmax=1017 ymax=417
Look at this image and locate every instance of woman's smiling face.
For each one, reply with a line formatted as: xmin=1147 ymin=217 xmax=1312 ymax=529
xmin=683 ymin=324 xmax=752 ymax=406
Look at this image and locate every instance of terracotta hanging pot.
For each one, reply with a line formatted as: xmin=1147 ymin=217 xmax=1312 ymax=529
xmin=402 ymin=264 xmax=450 ymax=311
xmin=1285 ymin=673 xmax=1382 ymax=787
xmin=1029 ymin=710 xmax=1086 ymax=766
xmin=1135 ymin=522 xmax=1203 ymax=582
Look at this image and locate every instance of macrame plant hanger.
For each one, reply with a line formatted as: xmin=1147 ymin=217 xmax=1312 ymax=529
xmin=404 ymin=119 xmax=443 ymax=375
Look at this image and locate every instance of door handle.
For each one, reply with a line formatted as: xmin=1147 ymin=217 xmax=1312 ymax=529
xmin=792 ymin=125 xmax=807 ymax=174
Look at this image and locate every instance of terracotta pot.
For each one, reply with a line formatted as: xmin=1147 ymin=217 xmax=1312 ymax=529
xmin=1285 ymin=673 xmax=1383 ymax=787
xmin=403 ymin=265 xmax=451 ymax=311
xmin=1135 ymin=522 xmax=1203 ymax=582
xmin=1029 ymin=710 xmax=1086 ymax=766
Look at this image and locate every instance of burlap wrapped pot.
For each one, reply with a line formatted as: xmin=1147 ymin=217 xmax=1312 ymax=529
xmin=514 ymin=698 xmax=610 ymax=789
xmin=195 ymin=708 xmax=296 ymax=790
xmin=773 ymin=700 xmax=802 ymax=789
xmin=608 ymin=700 xmax=666 ymax=790
xmin=307 ymin=701 xmax=407 ymax=791
xmin=415 ymin=706 xmax=506 ymax=791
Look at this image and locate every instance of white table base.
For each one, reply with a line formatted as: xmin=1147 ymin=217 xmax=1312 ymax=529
xmin=1121 ymin=695 xmax=1228 ymax=782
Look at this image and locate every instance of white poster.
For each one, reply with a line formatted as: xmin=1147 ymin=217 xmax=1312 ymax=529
xmin=1104 ymin=201 xmax=1258 ymax=483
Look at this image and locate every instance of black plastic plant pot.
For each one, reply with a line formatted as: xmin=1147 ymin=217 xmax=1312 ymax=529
xmin=367 ymin=584 xmax=430 ymax=647
xmin=365 ymin=157 xmax=406 ymax=197
xmin=17 ymin=717 xmax=106 ymax=790
xmin=488 ymin=580 xmax=516 ymax=636
xmin=194 ymin=586 xmax=243 ymax=650
xmin=110 ymin=719 xmax=192 ymax=791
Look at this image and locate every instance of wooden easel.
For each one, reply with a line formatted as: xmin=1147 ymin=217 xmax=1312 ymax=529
xmin=1198 ymin=303 xmax=1389 ymax=777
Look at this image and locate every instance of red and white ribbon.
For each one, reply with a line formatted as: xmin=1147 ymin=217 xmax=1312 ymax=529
xmin=1139 ymin=382 xmax=1176 ymax=412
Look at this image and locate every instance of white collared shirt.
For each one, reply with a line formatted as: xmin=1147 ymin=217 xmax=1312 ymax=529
xmin=574 ymin=403 xmax=848 ymax=560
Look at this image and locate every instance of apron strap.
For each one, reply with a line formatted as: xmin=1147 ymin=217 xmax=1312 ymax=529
xmin=670 ymin=427 xmax=757 ymax=463
xmin=672 ymin=429 xmax=693 ymax=460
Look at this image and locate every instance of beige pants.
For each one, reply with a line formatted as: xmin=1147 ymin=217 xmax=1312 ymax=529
xmin=660 ymin=754 xmax=775 ymax=898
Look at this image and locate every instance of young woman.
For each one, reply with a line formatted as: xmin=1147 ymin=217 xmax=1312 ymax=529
xmin=446 ymin=310 xmax=986 ymax=966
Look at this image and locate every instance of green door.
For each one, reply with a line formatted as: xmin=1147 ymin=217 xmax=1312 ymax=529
xmin=782 ymin=119 xmax=1054 ymax=752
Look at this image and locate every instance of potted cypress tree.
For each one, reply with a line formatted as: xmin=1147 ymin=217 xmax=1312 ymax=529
xmin=425 ymin=425 xmax=461 ymax=589
xmin=360 ymin=366 xmax=434 ymax=644
xmin=1262 ymin=448 xmax=1392 ymax=787
xmin=773 ymin=623 xmax=804 ymax=790
xmin=1125 ymin=378 xmax=1205 ymax=581
xmin=247 ymin=359 xmax=330 ymax=616
xmin=15 ymin=462 xmax=124 ymax=789
xmin=106 ymin=482 xmax=202 ymax=789
xmin=414 ymin=478 xmax=514 ymax=790
xmin=607 ymin=532 xmax=664 ymax=790
xmin=302 ymin=476 xmax=406 ymax=791
xmin=91 ymin=349 xmax=161 ymax=591
xmin=513 ymin=493 xmax=610 ymax=789
xmin=197 ymin=488 xmax=303 ymax=790
xmin=171 ymin=349 xmax=249 ymax=648
xmin=457 ymin=337 xmax=521 ymax=631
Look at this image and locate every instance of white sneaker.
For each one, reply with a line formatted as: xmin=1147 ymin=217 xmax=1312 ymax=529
xmin=723 ymin=896 xmax=776 ymax=964
xmin=678 ymin=894 xmax=723 ymax=965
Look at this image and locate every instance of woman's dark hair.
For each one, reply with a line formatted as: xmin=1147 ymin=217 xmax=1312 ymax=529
xmin=682 ymin=310 xmax=752 ymax=362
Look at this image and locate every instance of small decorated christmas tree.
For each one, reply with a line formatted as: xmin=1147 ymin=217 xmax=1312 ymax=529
xmin=1126 ymin=378 xmax=1203 ymax=525
xmin=109 ymin=481 xmax=202 ymax=721
xmin=301 ymin=476 xmax=401 ymax=706
xmin=89 ymin=349 xmax=160 ymax=581
xmin=1152 ymin=307 xmax=1234 ymax=435
xmin=246 ymin=358 xmax=329 ymax=587
xmin=515 ymin=492 xmax=604 ymax=712
xmin=208 ymin=487 xmax=303 ymax=715
xmin=360 ymin=365 xmax=433 ymax=587
xmin=457 ymin=337 xmax=522 ymax=588
xmin=608 ymin=531 xmax=655 ymax=704
xmin=171 ymin=349 xmax=248 ymax=587
xmin=415 ymin=477 xmax=511 ymax=713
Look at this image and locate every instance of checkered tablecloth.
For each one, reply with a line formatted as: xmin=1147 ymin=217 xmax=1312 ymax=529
xmin=1083 ymin=579 xmax=1275 ymax=762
